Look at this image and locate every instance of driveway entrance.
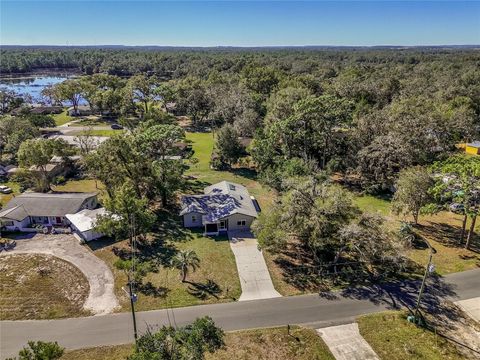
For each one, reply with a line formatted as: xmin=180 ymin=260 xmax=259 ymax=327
xmin=228 ymin=231 xmax=281 ymax=301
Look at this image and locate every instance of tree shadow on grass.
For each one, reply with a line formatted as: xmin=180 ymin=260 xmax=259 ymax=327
xmin=416 ymin=222 xmax=480 ymax=253
xmin=182 ymin=179 xmax=212 ymax=194
xmin=153 ymin=210 xmax=195 ymax=244
xmin=230 ymin=167 xmax=258 ymax=181
xmin=137 ymin=281 xmax=170 ymax=298
xmin=340 ymin=274 xmax=462 ymax=331
xmin=186 ymin=279 xmax=222 ymax=300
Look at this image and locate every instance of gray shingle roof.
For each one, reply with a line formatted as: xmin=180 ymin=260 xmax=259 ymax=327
xmin=0 ymin=205 xmax=29 ymax=221
xmin=0 ymin=192 xmax=97 ymax=219
xmin=180 ymin=181 xmax=258 ymax=222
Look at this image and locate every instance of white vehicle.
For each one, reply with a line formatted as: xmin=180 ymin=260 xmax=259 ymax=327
xmin=0 ymin=185 xmax=13 ymax=194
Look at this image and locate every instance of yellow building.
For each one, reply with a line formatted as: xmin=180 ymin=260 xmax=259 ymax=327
xmin=465 ymin=141 xmax=480 ymax=155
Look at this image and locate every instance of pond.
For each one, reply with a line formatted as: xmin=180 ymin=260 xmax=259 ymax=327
xmin=0 ymin=73 xmax=77 ymax=103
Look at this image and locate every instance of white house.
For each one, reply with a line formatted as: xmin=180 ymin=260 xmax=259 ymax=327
xmin=0 ymin=192 xmax=98 ymax=232
xmin=180 ymin=181 xmax=261 ymax=235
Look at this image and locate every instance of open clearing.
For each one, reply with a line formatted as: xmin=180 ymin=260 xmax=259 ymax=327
xmin=61 ymin=326 xmax=334 ymax=360
xmin=0 ymin=253 xmax=90 ymax=320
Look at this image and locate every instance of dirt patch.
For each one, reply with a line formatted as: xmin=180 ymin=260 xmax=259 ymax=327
xmin=0 ymin=253 xmax=91 ymax=320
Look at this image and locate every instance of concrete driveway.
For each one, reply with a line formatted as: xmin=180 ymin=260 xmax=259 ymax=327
xmin=317 ymin=323 xmax=379 ymax=360
xmin=228 ymin=231 xmax=281 ymax=301
xmin=0 ymin=234 xmax=119 ymax=315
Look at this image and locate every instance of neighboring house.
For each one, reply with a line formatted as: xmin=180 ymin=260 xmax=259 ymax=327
xmin=0 ymin=192 xmax=98 ymax=231
xmin=30 ymin=106 xmax=63 ymax=115
xmin=65 ymin=207 xmax=107 ymax=242
xmin=465 ymin=141 xmax=480 ymax=155
xmin=0 ymin=165 xmax=19 ymax=178
xmin=27 ymin=155 xmax=81 ymax=180
xmin=46 ymin=134 xmax=108 ymax=149
xmin=180 ymin=181 xmax=261 ymax=235
xmin=67 ymin=105 xmax=92 ymax=116
xmin=28 ymin=163 xmax=64 ymax=179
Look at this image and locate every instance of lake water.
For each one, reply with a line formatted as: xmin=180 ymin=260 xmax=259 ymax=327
xmin=0 ymin=74 xmax=76 ymax=103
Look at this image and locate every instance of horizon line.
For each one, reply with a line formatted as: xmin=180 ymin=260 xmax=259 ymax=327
xmin=1 ymin=44 xmax=480 ymax=48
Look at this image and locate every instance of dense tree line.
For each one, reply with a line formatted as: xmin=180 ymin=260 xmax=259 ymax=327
xmin=2 ymin=47 xmax=479 ymax=192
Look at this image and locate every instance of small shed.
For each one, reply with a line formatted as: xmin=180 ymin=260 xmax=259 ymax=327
xmin=465 ymin=141 xmax=480 ymax=155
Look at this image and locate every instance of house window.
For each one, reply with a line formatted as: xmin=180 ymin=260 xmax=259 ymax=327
xmin=191 ymin=215 xmax=197 ymax=222
xmin=219 ymin=220 xmax=227 ymax=230
xmin=237 ymin=220 xmax=246 ymax=226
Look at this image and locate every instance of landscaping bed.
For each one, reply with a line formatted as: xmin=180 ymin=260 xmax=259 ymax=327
xmin=0 ymin=254 xmax=90 ymax=320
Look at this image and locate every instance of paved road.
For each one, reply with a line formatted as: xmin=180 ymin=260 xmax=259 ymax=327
xmin=1 ymin=269 xmax=479 ymax=358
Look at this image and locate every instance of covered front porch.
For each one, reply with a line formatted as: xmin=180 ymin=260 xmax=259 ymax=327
xmin=203 ymin=218 xmax=228 ymax=236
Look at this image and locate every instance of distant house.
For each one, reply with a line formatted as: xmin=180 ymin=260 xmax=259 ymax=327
xmin=65 ymin=207 xmax=107 ymax=241
xmin=28 ymin=163 xmax=64 ymax=178
xmin=0 ymin=192 xmax=98 ymax=232
xmin=46 ymin=134 xmax=108 ymax=149
xmin=180 ymin=181 xmax=260 ymax=235
xmin=30 ymin=106 xmax=63 ymax=115
xmin=67 ymin=105 xmax=91 ymax=116
xmin=465 ymin=141 xmax=480 ymax=155
xmin=0 ymin=165 xmax=19 ymax=178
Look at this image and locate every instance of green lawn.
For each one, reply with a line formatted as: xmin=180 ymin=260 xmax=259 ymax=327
xmin=68 ymin=117 xmax=112 ymax=127
xmin=358 ymin=311 xmax=463 ymax=360
xmin=186 ymin=132 xmax=274 ymax=208
xmin=92 ymin=227 xmax=241 ymax=312
xmin=68 ymin=129 xmax=122 ymax=137
xmin=61 ymin=326 xmax=334 ymax=360
xmin=52 ymin=179 xmax=104 ymax=194
xmin=52 ymin=110 xmax=72 ymax=126
xmin=354 ymin=194 xmax=391 ymax=216
xmin=0 ymin=181 xmax=20 ymax=207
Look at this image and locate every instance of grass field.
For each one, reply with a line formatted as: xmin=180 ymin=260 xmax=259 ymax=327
xmin=52 ymin=110 xmax=72 ymax=126
xmin=0 ymin=254 xmax=90 ymax=320
xmin=186 ymin=132 xmax=274 ymax=208
xmin=61 ymin=326 xmax=334 ymax=360
xmin=68 ymin=129 xmax=122 ymax=137
xmin=358 ymin=311 xmax=463 ymax=360
xmin=92 ymin=228 xmax=241 ymax=312
xmin=52 ymin=179 xmax=105 ymax=196
xmin=354 ymin=194 xmax=480 ymax=275
xmin=68 ymin=117 xmax=112 ymax=127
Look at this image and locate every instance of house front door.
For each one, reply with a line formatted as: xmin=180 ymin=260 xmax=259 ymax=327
xmin=55 ymin=217 xmax=62 ymax=224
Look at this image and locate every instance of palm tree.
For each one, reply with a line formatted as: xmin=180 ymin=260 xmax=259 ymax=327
xmin=171 ymin=250 xmax=200 ymax=283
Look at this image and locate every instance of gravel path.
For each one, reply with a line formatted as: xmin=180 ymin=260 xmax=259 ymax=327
xmin=0 ymin=234 xmax=119 ymax=315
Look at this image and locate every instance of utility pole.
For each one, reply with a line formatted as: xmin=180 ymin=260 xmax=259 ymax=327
xmin=127 ymin=272 xmax=138 ymax=342
xmin=413 ymin=239 xmax=437 ymax=323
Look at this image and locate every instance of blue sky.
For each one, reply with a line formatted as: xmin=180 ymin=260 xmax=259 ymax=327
xmin=1 ymin=1 xmax=479 ymax=46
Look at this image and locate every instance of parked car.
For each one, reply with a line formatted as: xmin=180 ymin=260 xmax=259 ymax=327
xmin=449 ymin=203 xmax=464 ymax=214
xmin=0 ymin=185 xmax=13 ymax=194
xmin=111 ymin=124 xmax=123 ymax=130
